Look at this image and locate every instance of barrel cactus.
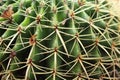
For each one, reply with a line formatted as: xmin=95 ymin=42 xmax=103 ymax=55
xmin=0 ymin=0 xmax=120 ymax=80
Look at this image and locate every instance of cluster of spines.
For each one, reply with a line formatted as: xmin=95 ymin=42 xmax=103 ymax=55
xmin=0 ymin=0 xmax=120 ymax=80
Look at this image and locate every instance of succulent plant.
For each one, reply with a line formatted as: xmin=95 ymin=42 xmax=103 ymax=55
xmin=0 ymin=0 xmax=120 ymax=80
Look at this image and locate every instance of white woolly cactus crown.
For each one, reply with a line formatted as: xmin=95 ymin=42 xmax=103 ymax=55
xmin=107 ymin=0 xmax=120 ymax=18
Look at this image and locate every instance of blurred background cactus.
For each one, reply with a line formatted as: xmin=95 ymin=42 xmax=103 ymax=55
xmin=0 ymin=0 xmax=120 ymax=80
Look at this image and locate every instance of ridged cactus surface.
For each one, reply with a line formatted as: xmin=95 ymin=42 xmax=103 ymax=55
xmin=0 ymin=0 xmax=120 ymax=80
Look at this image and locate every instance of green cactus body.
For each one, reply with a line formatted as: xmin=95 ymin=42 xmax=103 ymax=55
xmin=0 ymin=0 xmax=120 ymax=80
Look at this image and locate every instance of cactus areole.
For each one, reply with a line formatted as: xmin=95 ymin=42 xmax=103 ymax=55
xmin=0 ymin=0 xmax=120 ymax=80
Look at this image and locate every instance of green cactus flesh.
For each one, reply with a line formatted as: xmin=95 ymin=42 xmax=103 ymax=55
xmin=0 ymin=0 xmax=120 ymax=80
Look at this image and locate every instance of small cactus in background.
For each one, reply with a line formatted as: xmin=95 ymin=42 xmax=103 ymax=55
xmin=0 ymin=0 xmax=120 ymax=80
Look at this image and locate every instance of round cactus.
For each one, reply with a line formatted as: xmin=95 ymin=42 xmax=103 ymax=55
xmin=0 ymin=0 xmax=120 ymax=80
